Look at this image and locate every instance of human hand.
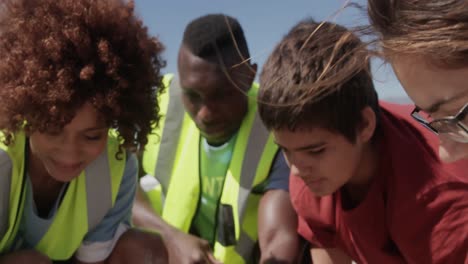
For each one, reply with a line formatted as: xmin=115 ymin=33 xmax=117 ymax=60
xmin=165 ymin=228 xmax=222 ymax=264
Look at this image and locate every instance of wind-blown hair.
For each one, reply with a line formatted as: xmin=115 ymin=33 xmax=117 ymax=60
xmin=259 ymin=19 xmax=378 ymax=142
xmin=368 ymin=0 xmax=468 ymax=67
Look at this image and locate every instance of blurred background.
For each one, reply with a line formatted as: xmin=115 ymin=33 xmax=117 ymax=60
xmin=134 ymin=0 xmax=410 ymax=103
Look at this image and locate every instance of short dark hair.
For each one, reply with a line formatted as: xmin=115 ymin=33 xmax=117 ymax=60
xmin=182 ymin=14 xmax=250 ymax=67
xmin=258 ymin=19 xmax=378 ymax=142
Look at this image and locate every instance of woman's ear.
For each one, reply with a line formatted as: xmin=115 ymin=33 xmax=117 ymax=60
xmin=357 ymin=106 xmax=377 ymax=144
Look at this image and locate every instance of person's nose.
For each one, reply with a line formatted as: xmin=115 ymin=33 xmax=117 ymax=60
xmin=56 ymin=135 xmax=81 ymax=160
xmin=285 ymin=153 xmax=312 ymax=179
xmin=198 ymin=101 xmax=221 ymax=124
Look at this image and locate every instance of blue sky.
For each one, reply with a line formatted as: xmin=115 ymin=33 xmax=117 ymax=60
xmin=134 ymin=0 xmax=409 ymax=101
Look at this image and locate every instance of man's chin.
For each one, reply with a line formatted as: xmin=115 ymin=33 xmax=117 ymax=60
xmin=205 ymin=136 xmax=230 ymax=146
xmin=201 ymin=132 xmax=231 ymax=146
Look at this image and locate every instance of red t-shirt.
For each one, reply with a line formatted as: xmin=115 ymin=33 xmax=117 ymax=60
xmin=291 ymin=102 xmax=468 ymax=264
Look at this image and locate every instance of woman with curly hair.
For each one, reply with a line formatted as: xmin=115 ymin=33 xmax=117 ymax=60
xmin=0 ymin=0 xmax=167 ymax=263
xmin=367 ymin=0 xmax=468 ymax=163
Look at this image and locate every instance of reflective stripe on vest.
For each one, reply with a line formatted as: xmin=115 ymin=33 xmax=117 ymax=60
xmin=84 ymin=147 xmax=113 ymax=230
xmin=0 ymin=147 xmax=112 ymax=239
xmin=234 ymin=110 xmax=269 ymax=259
xmin=0 ymin=133 xmax=124 ymax=259
xmin=148 ymin=75 xmax=278 ymax=263
xmin=212 ymin=104 xmax=276 ymax=263
xmin=238 ymin=110 xmax=269 ymax=224
xmin=236 ymin=230 xmax=257 ymax=261
xmin=154 ymin=77 xmax=184 ymax=197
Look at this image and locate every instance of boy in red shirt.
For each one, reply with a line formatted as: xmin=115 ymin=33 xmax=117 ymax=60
xmin=257 ymin=19 xmax=468 ymax=264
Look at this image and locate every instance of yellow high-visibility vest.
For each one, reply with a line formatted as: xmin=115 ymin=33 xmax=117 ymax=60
xmin=0 ymin=131 xmax=126 ymax=260
xmin=142 ymin=74 xmax=279 ymax=263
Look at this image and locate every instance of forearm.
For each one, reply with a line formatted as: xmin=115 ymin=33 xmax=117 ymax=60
xmin=132 ymin=186 xmax=175 ymax=237
xmin=260 ymin=231 xmax=300 ymax=264
xmin=134 ymin=188 xmax=220 ymax=264
xmin=258 ymin=190 xmax=300 ymax=264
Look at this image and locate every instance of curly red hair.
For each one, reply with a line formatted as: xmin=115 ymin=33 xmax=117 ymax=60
xmin=0 ymin=0 xmax=165 ymax=153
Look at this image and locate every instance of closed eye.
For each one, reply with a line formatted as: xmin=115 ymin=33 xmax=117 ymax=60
xmin=85 ymin=135 xmax=102 ymax=141
xmin=83 ymin=132 xmax=105 ymax=141
xmin=306 ymin=148 xmax=325 ymax=156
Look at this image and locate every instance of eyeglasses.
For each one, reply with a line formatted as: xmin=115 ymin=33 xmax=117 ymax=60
xmin=411 ymin=103 xmax=468 ymax=143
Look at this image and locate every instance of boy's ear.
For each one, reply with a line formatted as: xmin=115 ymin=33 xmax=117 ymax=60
xmin=357 ymin=106 xmax=376 ymax=144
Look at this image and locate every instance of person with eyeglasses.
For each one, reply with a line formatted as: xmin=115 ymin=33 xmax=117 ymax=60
xmin=411 ymin=103 xmax=468 ymax=145
xmin=368 ymin=0 xmax=468 ymax=163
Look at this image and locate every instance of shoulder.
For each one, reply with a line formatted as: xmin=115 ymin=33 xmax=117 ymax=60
xmin=121 ymin=153 xmax=138 ymax=184
xmin=378 ymin=102 xmax=464 ymax=190
xmin=379 ymin=102 xmax=467 ymax=220
xmin=110 ymin=151 xmax=138 ymax=193
xmin=379 ymin=101 xmax=440 ymax=153
xmin=386 ymin=166 xmax=468 ymax=263
xmin=263 ymin=151 xmax=290 ymax=191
